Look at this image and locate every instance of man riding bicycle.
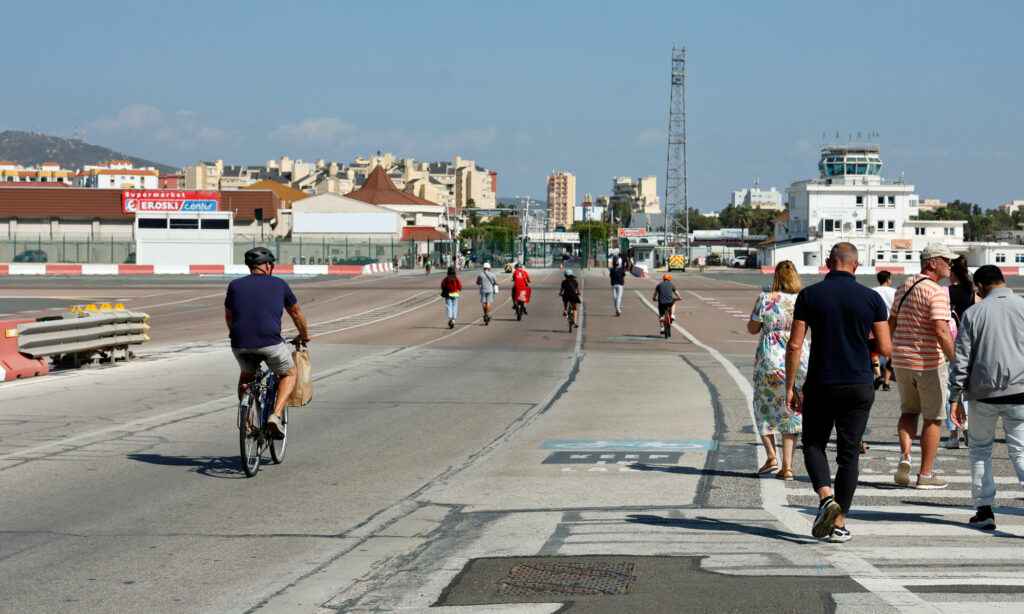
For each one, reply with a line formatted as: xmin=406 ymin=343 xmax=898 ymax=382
xmin=653 ymin=273 xmax=682 ymax=333
xmin=225 ymin=247 xmax=311 ymax=437
xmin=560 ymin=269 xmax=582 ymax=329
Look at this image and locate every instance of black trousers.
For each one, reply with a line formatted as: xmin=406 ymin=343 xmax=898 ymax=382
xmin=801 ymin=382 xmax=874 ymax=514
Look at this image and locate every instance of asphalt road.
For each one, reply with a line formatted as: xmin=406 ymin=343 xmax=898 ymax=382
xmin=1 ymin=268 xmax=1022 ymax=613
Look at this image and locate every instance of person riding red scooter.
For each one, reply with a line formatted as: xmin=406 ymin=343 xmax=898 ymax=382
xmin=512 ymin=262 xmax=531 ymax=318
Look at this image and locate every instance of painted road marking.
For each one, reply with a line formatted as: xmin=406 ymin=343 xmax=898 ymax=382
xmin=539 ymin=439 xmax=717 ymax=451
xmin=542 ymin=451 xmax=683 ymax=464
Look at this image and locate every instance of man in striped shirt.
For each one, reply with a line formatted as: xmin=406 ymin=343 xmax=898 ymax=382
xmin=889 ymin=242 xmax=956 ymax=489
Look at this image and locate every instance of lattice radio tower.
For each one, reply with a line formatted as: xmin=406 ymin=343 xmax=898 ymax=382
xmin=664 ymin=45 xmax=688 ymax=257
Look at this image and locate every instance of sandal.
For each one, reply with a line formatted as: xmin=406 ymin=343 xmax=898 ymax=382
xmin=758 ymin=459 xmax=779 ymax=474
xmin=775 ymin=469 xmax=795 ymax=481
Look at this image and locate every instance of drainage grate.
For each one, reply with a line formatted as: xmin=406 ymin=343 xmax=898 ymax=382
xmin=497 ymin=561 xmax=636 ymax=597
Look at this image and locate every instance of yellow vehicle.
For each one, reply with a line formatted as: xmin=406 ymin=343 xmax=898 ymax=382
xmin=668 ymin=254 xmax=686 ymax=271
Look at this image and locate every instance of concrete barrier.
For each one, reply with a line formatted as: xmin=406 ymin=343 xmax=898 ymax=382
xmin=0 ymin=318 xmax=50 ymax=381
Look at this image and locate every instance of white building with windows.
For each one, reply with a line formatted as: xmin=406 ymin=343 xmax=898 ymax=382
xmin=760 ymin=144 xmax=965 ymax=268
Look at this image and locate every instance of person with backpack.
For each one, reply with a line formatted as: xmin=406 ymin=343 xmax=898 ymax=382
xmin=440 ymin=266 xmax=462 ymax=329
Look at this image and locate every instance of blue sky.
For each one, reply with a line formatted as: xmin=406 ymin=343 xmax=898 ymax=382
xmin=2 ymin=0 xmax=1021 ymax=212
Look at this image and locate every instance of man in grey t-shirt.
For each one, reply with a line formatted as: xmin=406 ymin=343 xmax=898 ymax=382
xmin=476 ymin=262 xmax=498 ymax=324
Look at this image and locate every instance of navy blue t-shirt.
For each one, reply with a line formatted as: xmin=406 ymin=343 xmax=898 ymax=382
xmin=609 ymin=267 xmax=626 ymax=286
xmin=793 ymin=270 xmax=887 ymax=385
xmin=225 ymin=274 xmax=298 ymax=349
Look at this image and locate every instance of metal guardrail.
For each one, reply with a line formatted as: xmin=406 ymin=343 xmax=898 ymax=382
xmin=17 ymin=304 xmax=150 ymax=366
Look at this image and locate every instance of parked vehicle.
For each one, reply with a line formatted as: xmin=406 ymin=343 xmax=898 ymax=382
xmin=13 ymin=249 xmax=48 ymax=263
xmin=704 ymin=254 xmax=722 ymax=266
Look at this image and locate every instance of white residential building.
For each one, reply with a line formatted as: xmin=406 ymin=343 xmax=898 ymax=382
xmin=75 ymin=160 xmax=158 ymax=189
xmin=731 ymin=181 xmax=784 ymax=210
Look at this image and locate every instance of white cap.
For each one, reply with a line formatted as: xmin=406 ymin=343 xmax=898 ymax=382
xmin=483 ymin=262 xmax=491 ymax=269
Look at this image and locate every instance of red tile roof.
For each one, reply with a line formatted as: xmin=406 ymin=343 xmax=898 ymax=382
xmin=346 ymin=165 xmax=439 ymax=206
xmin=401 ymin=226 xmax=450 ymax=241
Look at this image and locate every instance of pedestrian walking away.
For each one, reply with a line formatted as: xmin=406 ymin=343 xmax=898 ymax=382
xmin=609 ymin=261 xmax=627 ymax=316
xmin=945 ymin=259 xmax=979 ymax=448
xmin=872 ymin=270 xmax=897 ymax=391
xmin=748 ymin=261 xmax=808 ymax=480
xmin=949 ymin=265 xmax=1024 ymax=530
xmin=786 ymin=242 xmax=891 ymax=543
xmin=888 ymin=242 xmax=956 ymax=489
xmin=441 ymin=266 xmax=462 ymax=329
xmin=476 ymin=262 xmax=498 ymax=324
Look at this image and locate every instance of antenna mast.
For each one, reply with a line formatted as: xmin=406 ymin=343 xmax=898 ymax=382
xmin=664 ymin=46 xmax=688 ymax=260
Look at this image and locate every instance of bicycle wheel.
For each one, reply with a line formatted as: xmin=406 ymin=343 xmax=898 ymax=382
xmin=270 ymin=405 xmax=288 ymax=464
xmin=516 ymin=302 xmax=523 ymax=321
xmin=239 ymin=395 xmax=261 ymax=477
xmin=568 ymin=307 xmax=574 ymax=332
xmin=664 ymin=313 xmax=672 ymax=338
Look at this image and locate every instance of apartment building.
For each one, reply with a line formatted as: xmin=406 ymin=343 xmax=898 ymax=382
xmin=0 ymin=161 xmax=76 ymax=184
xmin=547 ymin=171 xmax=576 ymax=231
xmin=612 ymin=175 xmax=660 ymax=216
xmin=730 ymin=182 xmax=784 ymax=210
xmin=181 ymin=153 xmax=495 ymax=210
xmin=74 ymin=160 xmax=158 ymax=189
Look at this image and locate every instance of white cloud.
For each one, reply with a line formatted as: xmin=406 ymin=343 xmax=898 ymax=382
xmin=634 ymin=129 xmax=665 ymax=145
xmin=92 ymin=104 xmax=164 ymax=132
xmin=514 ymin=132 xmax=532 ymax=145
xmin=270 ymin=118 xmax=354 ymax=144
xmin=794 ymin=140 xmax=813 ymax=152
xmin=91 ymin=104 xmax=230 ymax=150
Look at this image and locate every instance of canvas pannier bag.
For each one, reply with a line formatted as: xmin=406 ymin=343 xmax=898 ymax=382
xmin=286 ymin=347 xmax=313 ymax=406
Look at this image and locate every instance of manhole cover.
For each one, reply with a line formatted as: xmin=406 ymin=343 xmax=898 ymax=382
xmin=497 ymin=561 xmax=636 ymax=597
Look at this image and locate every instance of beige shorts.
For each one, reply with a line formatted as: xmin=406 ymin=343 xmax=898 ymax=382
xmin=893 ymin=366 xmax=948 ymax=420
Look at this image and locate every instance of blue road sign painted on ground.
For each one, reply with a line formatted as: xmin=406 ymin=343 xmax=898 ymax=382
xmin=539 ymin=439 xmax=717 ymax=451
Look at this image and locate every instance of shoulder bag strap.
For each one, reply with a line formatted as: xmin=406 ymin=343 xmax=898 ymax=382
xmin=893 ymin=276 xmax=930 ymax=330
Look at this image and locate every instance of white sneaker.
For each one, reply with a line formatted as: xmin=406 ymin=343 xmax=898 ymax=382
xmin=945 ymin=434 xmax=960 ymax=449
xmin=894 ymin=458 xmax=912 ymax=486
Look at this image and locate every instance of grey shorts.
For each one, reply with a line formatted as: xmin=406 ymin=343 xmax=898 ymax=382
xmin=233 ymin=342 xmax=294 ymax=375
xmin=480 ymin=291 xmax=494 ymax=303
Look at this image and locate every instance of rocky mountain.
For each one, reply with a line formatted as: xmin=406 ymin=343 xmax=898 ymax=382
xmin=0 ymin=130 xmax=179 ymax=174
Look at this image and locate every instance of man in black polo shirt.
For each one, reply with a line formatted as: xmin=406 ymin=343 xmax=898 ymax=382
xmin=785 ymin=242 xmax=891 ymax=543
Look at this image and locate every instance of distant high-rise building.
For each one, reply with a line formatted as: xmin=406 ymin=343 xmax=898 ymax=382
xmin=731 ymin=180 xmax=784 ymax=210
xmin=612 ymin=176 xmax=660 ymax=217
xmin=547 ymin=171 xmax=576 ymax=231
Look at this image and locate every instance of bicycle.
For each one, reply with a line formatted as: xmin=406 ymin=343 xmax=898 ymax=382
xmin=659 ymin=304 xmax=674 ymax=338
xmin=566 ymin=302 xmax=579 ymax=332
xmin=237 ymin=342 xmax=302 ymax=477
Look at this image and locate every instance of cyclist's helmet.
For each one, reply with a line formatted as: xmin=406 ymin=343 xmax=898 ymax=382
xmin=663 ymin=274 xmax=672 ymax=281
xmin=244 ymin=247 xmax=276 ymax=267
xmin=514 ymin=262 xmax=521 ymax=269
xmin=564 ymin=269 xmax=573 ymax=276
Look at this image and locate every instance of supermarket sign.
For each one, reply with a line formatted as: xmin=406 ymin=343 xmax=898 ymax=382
xmin=122 ymin=190 xmax=220 ymax=213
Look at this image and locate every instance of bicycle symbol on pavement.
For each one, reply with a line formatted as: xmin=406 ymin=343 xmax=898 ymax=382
xmin=538 ymin=439 xmax=717 ymax=452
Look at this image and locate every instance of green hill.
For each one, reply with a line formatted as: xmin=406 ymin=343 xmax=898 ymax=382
xmin=0 ymin=130 xmax=179 ymax=174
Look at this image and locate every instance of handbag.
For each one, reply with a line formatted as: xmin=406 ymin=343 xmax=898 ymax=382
xmin=286 ymin=347 xmax=313 ymax=406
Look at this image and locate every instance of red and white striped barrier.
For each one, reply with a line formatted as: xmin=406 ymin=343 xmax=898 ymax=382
xmin=0 ymin=262 xmax=395 ymax=276
xmin=760 ymin=265 xmax=1022 ymax=276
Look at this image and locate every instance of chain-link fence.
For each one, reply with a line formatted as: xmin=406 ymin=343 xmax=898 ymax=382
xmin=1 ymin=235 xmax=617 ymax=267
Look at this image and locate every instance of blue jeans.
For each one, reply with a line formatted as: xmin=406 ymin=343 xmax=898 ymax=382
xmin=611 ymin=284 xmax=623 ymax=312
xmin=945 ymin=362 xmax=968 ymax=431
xmin=968 ymin=401 xmax=1024 ymax=507
xmin=445 ymin=297 xmax=458 ymax=320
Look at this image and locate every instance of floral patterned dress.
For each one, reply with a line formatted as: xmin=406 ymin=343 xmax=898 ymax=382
xmin=750 ymin=291 xmax=808 ymax=435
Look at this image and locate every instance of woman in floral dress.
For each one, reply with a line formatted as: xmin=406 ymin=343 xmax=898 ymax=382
xmin=747 ymin=261 xmax=808 ymax=479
